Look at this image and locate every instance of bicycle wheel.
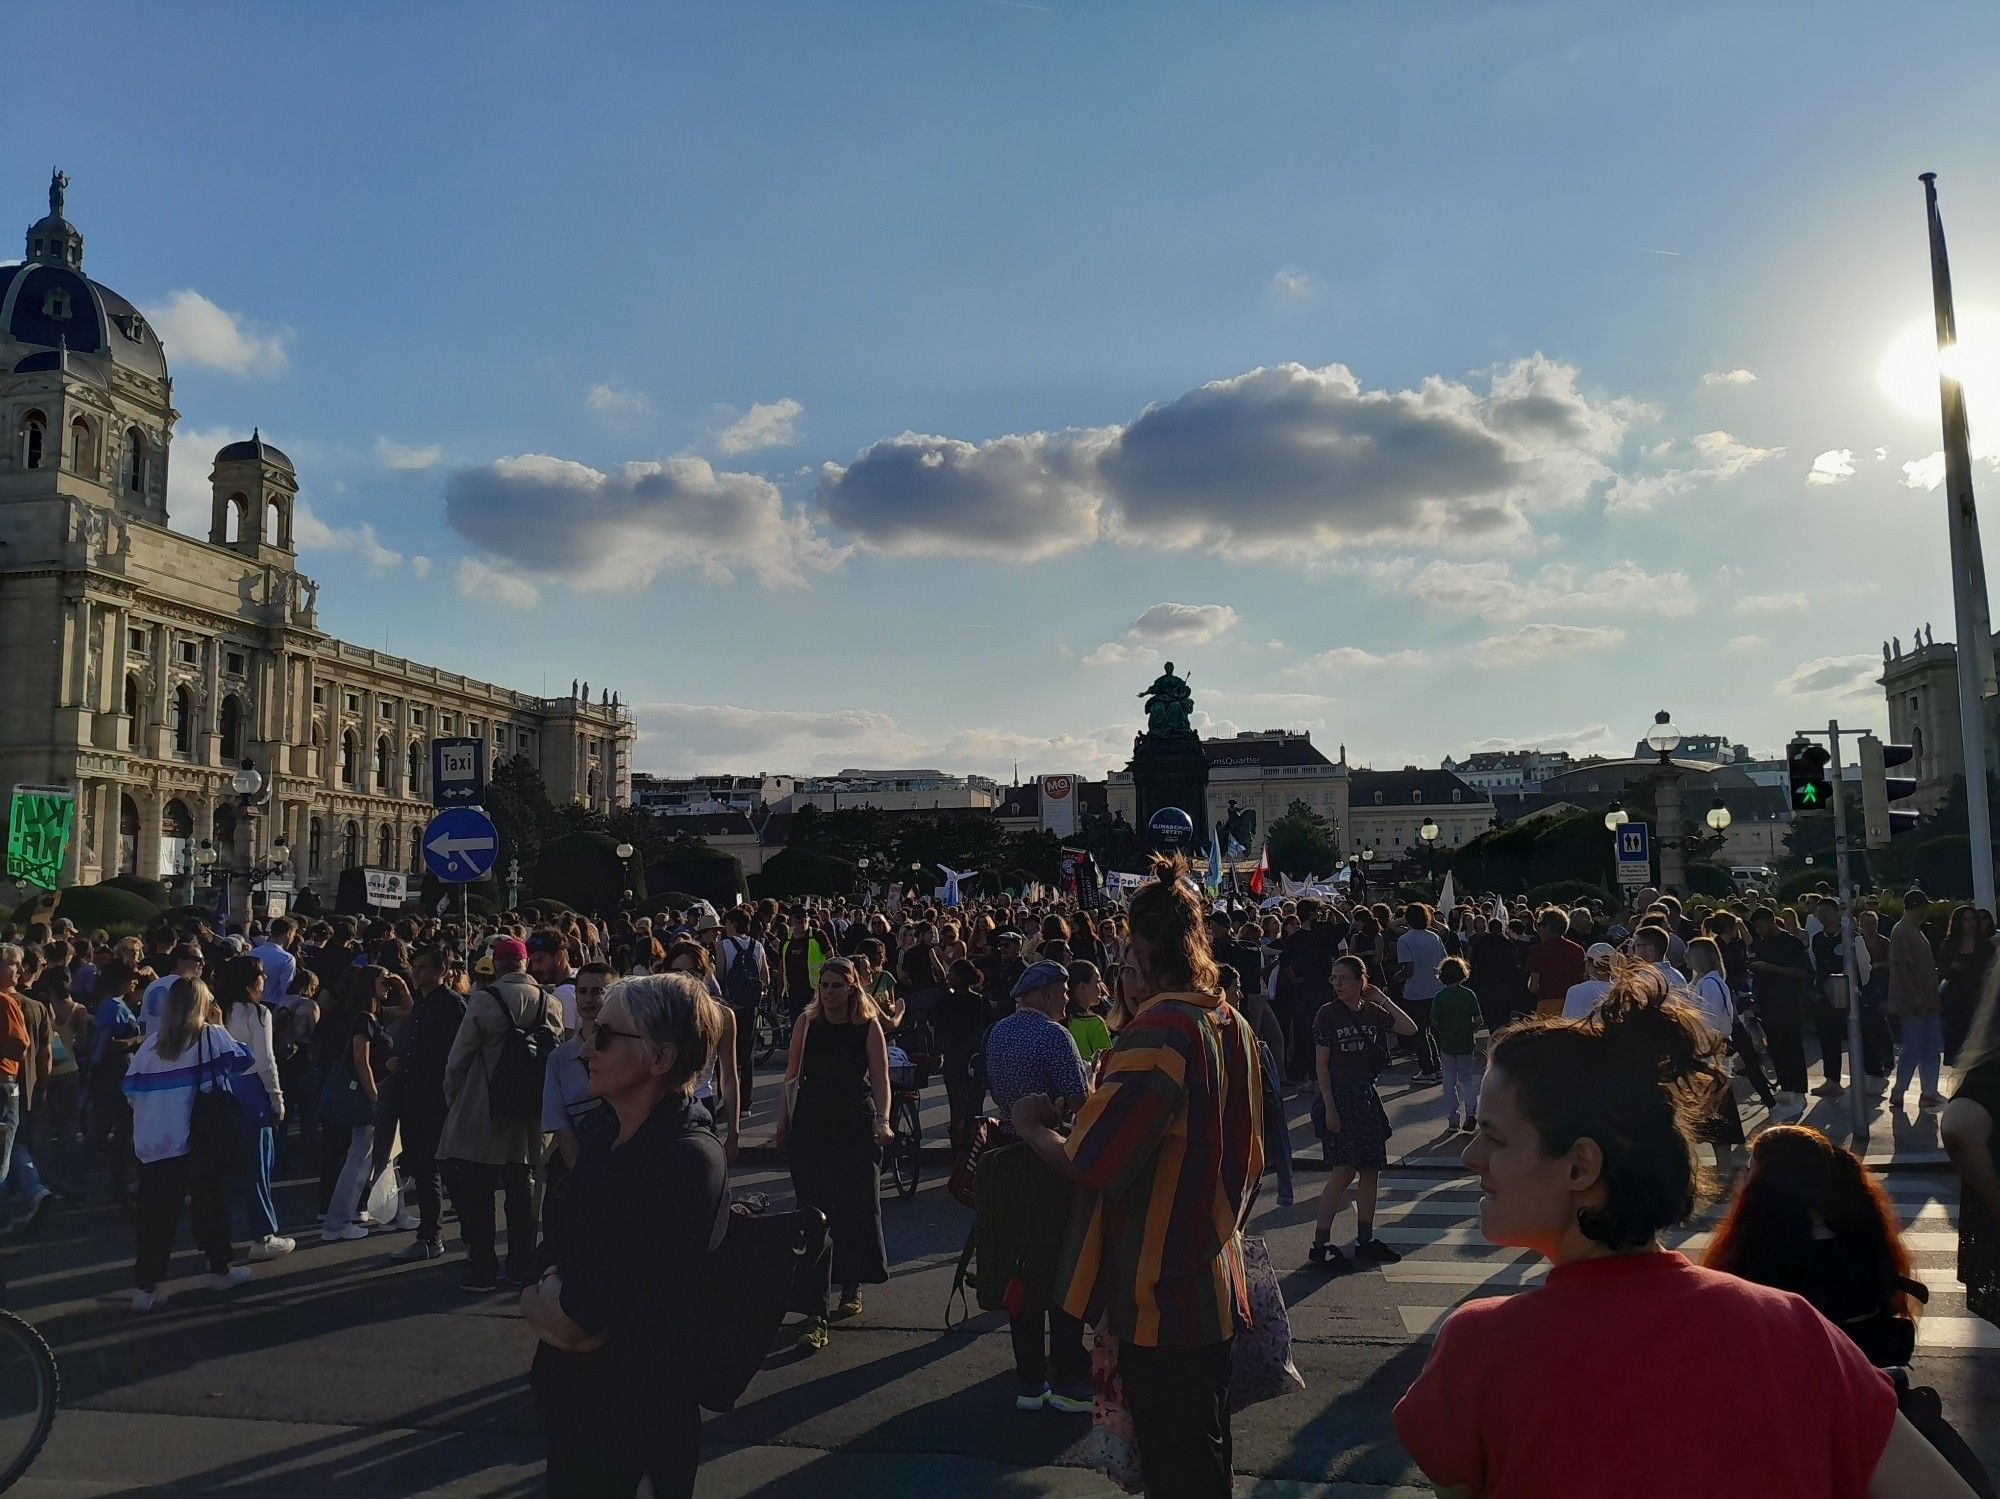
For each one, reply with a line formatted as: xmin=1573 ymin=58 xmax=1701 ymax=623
xmin=0 ymin=1310 xmax=58 ymax=1492
xmin=892 ymin=1093 xmax=922 ymax=1201
xmin=755 ymin=1005 xmax=782 ymax=1064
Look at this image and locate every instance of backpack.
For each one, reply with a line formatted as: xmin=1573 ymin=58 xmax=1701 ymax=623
xmin=948 ymin=1140 xmax=1075 ymax=1327
xmin=720 ymin=936 xmax=765 ymax=1011
xmin=483 ymin=983 xmax=555 ymax=1122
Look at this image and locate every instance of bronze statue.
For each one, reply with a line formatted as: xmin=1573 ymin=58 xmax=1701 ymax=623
xmin=1138 ymin=662 xmax=1195 ymax=738
xmin=49 ymin=168 xmax=67 ymax=218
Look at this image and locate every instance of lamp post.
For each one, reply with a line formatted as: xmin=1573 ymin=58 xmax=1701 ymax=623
xmin=1419 ymin=816 xmax=1440 ymax=880
xmin=227 ymin=760 xmax=265 ymax=929
xmin=1603 ymin=802 xmax=1629 ymax=833
xmin=614 ymin=842 xmax=635 ymax=916
xmin=1644 ymin=711 xmax=1687 ymax=893
xmin=194 ymin=838 xmax=220 ymax=920
xmin=1357 ymin=844 xmax=1375 ymax=900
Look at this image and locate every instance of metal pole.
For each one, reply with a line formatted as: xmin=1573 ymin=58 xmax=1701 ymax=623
xmin=1922 ymin=174 xmax=1997 ymax=913
xmin=1825 ymin=720 xmax=1868 ymax=1138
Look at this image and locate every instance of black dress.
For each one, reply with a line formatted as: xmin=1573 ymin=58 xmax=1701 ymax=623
xmin=788 ymin=1015 xmax=889 ymax=1309
xmin=1955 ymin=1056 xmax=2000 ymax=1327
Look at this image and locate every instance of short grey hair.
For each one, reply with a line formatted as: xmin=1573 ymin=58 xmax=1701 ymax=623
xmin=607 ymin=972 xmax=721 ymax=1093
xmin=0 ymin=944 xmax=21 ymax=966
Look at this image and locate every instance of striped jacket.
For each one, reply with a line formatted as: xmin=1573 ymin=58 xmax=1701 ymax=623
xmin=1054 ymin=989 xmax=1264 ymax=1347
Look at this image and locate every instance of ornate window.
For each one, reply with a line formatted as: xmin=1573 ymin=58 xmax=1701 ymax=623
xmin=219 ymin=695 xmax=243 ymax=761
xmin=308 ymin=818 xmax=324 ymax=874
xmin=407 ymin=740 xmax=423 ymax=796
xmin=69 ymin=417 xmax=94 ymax=473
xmin=21 ymin=411 xmax=47 ymax=471
xmin=375 ymin=735 xmax=392 ymax=789
xmin=125 ymin=428 xmax=146 ymax=493
xmin=376 ymin=823 xmax=393 ymax=867
xmin=121 ymin=675 xmax=139 ymax=748
xmin=342 ymin=819 xmax=360 ymax=869
xmin=340 ymin=730 xmax=358 ymax=786
xmin=409 ymin=824 xmax=423 ymax=873
xmin=170 ymin=685 xmax=194 ymax=755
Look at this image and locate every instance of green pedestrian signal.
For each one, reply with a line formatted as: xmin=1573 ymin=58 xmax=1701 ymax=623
xmin=1786 ymin=741 xmax=1832 ymax=814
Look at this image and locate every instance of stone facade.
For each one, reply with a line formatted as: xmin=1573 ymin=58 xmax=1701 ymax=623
xmin=0 ymin=177 xmax=633 ymax=904
xmin=1880 ymin=626 xmax=1997 ymax=815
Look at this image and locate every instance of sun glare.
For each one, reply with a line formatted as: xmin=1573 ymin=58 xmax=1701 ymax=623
xmin=1878 ymin=307 xmax=2000 ymax=421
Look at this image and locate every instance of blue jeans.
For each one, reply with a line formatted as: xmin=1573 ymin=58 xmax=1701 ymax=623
xmin=0 ymin=1083 xmax=44 ymax=1216
xmin=1895 ymin=1013 xmax=1944 ymax=1098
xmin=229 ymin=1119 xmax=280 ymax=1240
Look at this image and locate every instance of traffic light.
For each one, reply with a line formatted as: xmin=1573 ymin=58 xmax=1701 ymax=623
xmin=1786 ymin=740 xmax=1832 ymax=813
xmin=1859 ymin=734 xmax=1920 ymax=848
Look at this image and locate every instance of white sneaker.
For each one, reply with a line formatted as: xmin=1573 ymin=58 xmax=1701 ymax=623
xmin=249 ymin=1235 xmax=296 ymax=1261
xmin=389 ymin=1212 xmax=421 ymax=1232
xmin=199 ymin=1265 xmax=253 ymax=1291
xmin=321 ymin=1222 xmax=370 ymax=1243
xmin=132 ymin=1288 xmax=167 ymax=1311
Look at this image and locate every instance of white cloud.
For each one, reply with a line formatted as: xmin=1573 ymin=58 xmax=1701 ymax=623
xmin=1080 ymin=640 xmax=1144 ymax=668
xmin=454 ymin=556 xmax=541 ymax=609
xmin=1874 ymin=446 xmax=1889 ymax=461
xmin=1286 ymin=645 xmax=1429 ymax=677
xmin=1460 ymin=723 xmax=1615 ymax=755
xmin=1472 ymin=623 xmax=1625 ymax=668
xmin=410 ymin=555 xmax=432 ymax=580
xmin=142 ymin=289 xmax=289 ymax=376
xmin=293 ymin=501 xmax=402 ymax=573
xmin=1728 ymin=634 xmax=1766 ymax=650
xmin=1606 ymin=429 xmax=1784 ymax=511
xmin=1271 ymin=269 xmax=1318 ymax=300
xmin=163 ymin=425 xmax=243 ymax=521
xmin=1400 ymin=558 xmax=1695 ymax=620
xmin=1701 ymin=368 xmax=1757 ymax=386
xmin=586 ymin=383 xmax=651 ymax=420
xmin=1901 ymin=452 xmax=1945 ymax=490
xmin=1806 ymin=449 xmax=1855 ymax=486
xmin=375 ymin=437 xmax=443 ymax=472
xmin=445 ymin=453 xmax=845 ymax=590
xmin=821 ymin=356 xmax=1650 ymax=561
xmin=716 ymin=398 xmax=803 ymax=455
xmin=1128 ymin=602 xmax=1241 ymax=644
xmin=1777 ymin=653 xmax=1878 ymax=700
xmin=1737 ymin=592 xmax=1809 ymax=615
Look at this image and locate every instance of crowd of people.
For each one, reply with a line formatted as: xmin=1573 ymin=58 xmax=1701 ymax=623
xmin=1 ymin=859 xmax=1997 ymax=1496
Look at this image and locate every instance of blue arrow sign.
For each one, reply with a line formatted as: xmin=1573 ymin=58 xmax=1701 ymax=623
xmin=423 ymin=806 xmax=499 ymax=883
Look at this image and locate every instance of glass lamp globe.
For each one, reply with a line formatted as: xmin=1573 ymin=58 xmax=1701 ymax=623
xmin=1419 ymin=817 xmax=1439 ymax=843
xmin=1604 ymin=803 xmax=1630 ymax=832
xmin=231 ymin=762 xmax=263 ymax=797
xmin=1705 ymin=800 xmax=1733 ymax=833
xmin=1645 ymin=711 xmax=1683 ymax=757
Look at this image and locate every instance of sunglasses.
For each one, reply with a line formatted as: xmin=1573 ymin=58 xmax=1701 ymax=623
xmin=589 ymin=1024 xmax=645 ymax=1052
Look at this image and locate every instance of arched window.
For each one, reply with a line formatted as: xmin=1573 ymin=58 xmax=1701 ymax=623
xmin=21 ymin=411 xmax=47 ymax=471
xmin=409 ymin=824 xmax=423 ymax=873
xmin=340 ymin=730 xmax=357 ymax=786
xmin=170 ymin=685 xmax=194 ymax=755
xmin=161 ymin=798 xmax=194 ymax=877
xmin=407 ymin=740 xmax=423 ymax=796
xmin=310 ymin=720 xmax=322 ymax=748
xmin=587 ymin=768 xmax=600 ymax=803
xmin=125 ymin=428 xmax=147 ymax=493
xmin=119 ymin=794 xmax=140 ymax=875
xmin=213 ymin=804 xmax=237 ymax=849
xmin=69 ymin=417 xmax=94 ymax=473
xmin=225 ymin=493 xmax=247 ymax=545
xmin=1373 ymin=791 xmax=1384 ymax=805
xmin=218 ymin=695 xmax=243 ymax=761
xmin=266 ymin=498 xmax=283 ymax=544
xmin=308 ymin=817 xmax=324 ymax=874
xmin=121 ymin=674 xmax=139 ymax=749
xmin=375 ymin=735 xmax=392 ymax=789
xmin=1451 ymin=789 xmax=1462 ymax=803
xmin=376 ymin=823 xmax=393 ymax=867
xmin=342 ymin=820 xmax=360 ymax=869
xmin=1412 ymin=790 xmax=1423 ymax=804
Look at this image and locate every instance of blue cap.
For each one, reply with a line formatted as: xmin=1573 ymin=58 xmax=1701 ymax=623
xmin=1010 ymin=959 xmax=1069 ymax=1000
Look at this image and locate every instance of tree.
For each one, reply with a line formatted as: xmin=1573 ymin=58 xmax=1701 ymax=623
xmin=1265 ymin=800 xmax=1340 ymax=879
xmin=487 ymin=754 xmax=558 ymax=879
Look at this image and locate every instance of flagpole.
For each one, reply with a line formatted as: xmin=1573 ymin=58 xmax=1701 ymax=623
xmin=1923 ymin=172 xmax=1998 ymax=913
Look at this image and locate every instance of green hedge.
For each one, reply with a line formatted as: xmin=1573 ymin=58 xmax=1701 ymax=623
xmin=99 ymin=873 xmax=173 ymax=910
xmin=15 ymin=884 xmax=165 ymax=933
xmin=1524 ymin=879 xmax=1610 ymax=908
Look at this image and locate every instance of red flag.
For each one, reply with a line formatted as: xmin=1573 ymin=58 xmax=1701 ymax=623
xmin=1248 ymin=846 xmax=1268 ymax=898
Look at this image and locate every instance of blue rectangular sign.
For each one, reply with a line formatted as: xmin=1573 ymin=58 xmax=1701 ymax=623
xmin=431 ymin=736 xmax=486 ymax=809
xmin=1616 ymin=822 xmax=1650 ymax=863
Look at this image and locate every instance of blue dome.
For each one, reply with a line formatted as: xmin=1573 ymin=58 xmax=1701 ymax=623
xmin=215 ymin=433 xmax=294 ymax=471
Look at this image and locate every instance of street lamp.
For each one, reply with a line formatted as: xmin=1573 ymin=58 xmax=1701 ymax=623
xmin=194 ymin=839 xmax=218 ymax=872
xmin=614 ymin=841 xmax=635 ymax=861
xmin=1604 ymin=802 xmax=1630 ymax=833
xmin=1644 ymin=713 xmax=1687 ymax=893
xmin=1645 ymin=710 xmax=1682 ymax=761
xmin=231 ymin=762 xmax=264 ymax=799
xmin=1419 ymin=816 xmax=1440 ymax=878
xmin=1705 ymin=798 xmax=1733 ymax=835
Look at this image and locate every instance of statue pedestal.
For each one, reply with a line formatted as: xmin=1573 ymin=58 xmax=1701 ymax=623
xmin=1128 ymin=732 xmax=1209 ymax=853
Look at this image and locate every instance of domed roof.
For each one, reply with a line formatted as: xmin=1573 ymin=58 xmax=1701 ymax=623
xmin=0 ymin=173 xmax=168 ymax=385
xmin=215 ymin=429 xmax=294 ymax=472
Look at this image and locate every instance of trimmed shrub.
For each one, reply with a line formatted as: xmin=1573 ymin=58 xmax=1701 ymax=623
xmin=1523 ymin=879 xmax=1610 ymax=909
xmin=99 ymin=873 xmax=173 ymax=910
xmin=17 ymin=884 xmax=163 ymax=933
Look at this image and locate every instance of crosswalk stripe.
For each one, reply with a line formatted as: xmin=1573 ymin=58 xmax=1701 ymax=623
xmin=1394 ymin=1302 xmax=1999 ymax=1349
xmin=1364 ymin=1198 xmax=1956 ymax=1224
xmin=1362 ymin=1223 xmax=1963 ymax=1254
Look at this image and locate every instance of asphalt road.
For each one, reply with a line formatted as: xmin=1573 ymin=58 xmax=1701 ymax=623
xmin=6 ymin=1053 xmax=1996 ymax=1497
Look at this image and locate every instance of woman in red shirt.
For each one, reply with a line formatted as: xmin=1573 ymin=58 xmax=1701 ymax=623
xmin=1393 ymin=974 xmax=1972 ymax=1498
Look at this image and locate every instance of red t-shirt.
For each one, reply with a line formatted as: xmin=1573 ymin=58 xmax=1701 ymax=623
xmin=1394 ymin=1252 xmax=1896 ymax=1499
xmin=1524 ymin=937 xmax=1587 ymax=1014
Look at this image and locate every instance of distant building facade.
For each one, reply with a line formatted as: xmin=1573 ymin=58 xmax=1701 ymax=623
xmin=1880 ymin=625 xmax=1997 ymax=815
xmin=0 ymin=176 xmax=632 ymax=903
xmin=1440 ymin=749 xmax=1575 ymax=795
xmin=1106 ymin=730 xmax=1349 ymax=853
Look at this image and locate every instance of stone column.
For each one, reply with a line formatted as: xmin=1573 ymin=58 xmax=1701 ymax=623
xmin=101 ymin=604 xmax=128 ymax=715
xmin=65 ymin=596 xmax=91 ymax=708
xmin=1656 ymin=765 xmax=1686 ymax=896
xmin=98 ymin=783 xmax=124 ymax=877
xmin=134 ymin=785 xmax=162 ymax=884
xmin=68 ymin=780 xmax=92 ymax=887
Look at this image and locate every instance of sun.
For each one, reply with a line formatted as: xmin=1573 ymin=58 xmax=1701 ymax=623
xmin=1878 ymin=307 xmax=2000 ymax=421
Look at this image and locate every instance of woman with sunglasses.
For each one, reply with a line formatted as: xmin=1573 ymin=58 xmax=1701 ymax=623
xmin=777 ymin=954 xmax=893 ymax=1352
xmin=523 ymin=973 xmax=727 ymax=1498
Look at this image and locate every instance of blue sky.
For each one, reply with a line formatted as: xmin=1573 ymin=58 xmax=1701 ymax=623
xmin=15 ymin=1 xmax=2000 ymax=780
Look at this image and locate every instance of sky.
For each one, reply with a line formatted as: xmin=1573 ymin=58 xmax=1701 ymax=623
xmin=14 ymin=1 xmax=2000 ymax=783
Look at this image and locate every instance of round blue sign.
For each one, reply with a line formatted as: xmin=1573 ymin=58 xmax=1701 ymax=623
xmin=1147 ymin=806 xmax=1195 ymax=848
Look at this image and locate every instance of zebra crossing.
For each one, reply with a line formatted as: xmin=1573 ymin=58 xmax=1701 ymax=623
xmin=1353 ymin=1172 xmax=1998 ymax=1354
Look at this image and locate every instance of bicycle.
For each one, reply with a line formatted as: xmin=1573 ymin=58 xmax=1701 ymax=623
xmin=883 ymin=1058 xmax=924 ymax=1202
xmin=753 ymin=994 xmax=789 ymax=1065
xmin=0 ymin=1257 xmax=59 ymax=1492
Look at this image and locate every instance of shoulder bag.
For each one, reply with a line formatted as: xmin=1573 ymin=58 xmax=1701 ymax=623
xmin=1229 ymin=1182 xmax=1306 ymax=1411
xmin=696 ymin=1202 xmax=826 ymax=1413
xmin=188 ymin=1030 xmax=248 ymax=1180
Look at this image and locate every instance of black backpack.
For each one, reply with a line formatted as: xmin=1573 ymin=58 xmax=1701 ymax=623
xmin=720 ymin=937 xmax=765 ymax=1011
xmin=483 ymin=984 xmax=555 ymax=1122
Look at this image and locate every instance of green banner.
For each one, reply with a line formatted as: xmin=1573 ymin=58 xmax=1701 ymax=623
xmin=8 ymin=788 xmax=75 ymax=891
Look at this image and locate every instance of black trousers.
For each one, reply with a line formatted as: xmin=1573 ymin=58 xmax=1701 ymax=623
xmin=1760 ymin=993 xmax=1809 ymax=1094
xmin=134 ymin=1154 xmax=233 ymax=1290
xmin=446 ymin=1160 xmax=535 ymax=1279
xmin=400 ymin=1109 xmax=446 ymax=1240
xmin=941 ymin=1052 xmax=984 ymax=1145
xmin=1402 ymin=999 xmax=1440 ymax=1074
xmin=729 ymin=1003 xmax=757 ymax=1113
xmin=1009 ymin=1305 xmax=1089 ymax=1392
xmin=543 ymin=1394 xmax=699 ymax=1499
xmin=1118 ymin=1337 xmax=1234 ymax=1499
xmin=1730 ymin=1019 xmax=1776 ymax=1106
xmin=1811 ymin=996 xmax=1846 ymax=1088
